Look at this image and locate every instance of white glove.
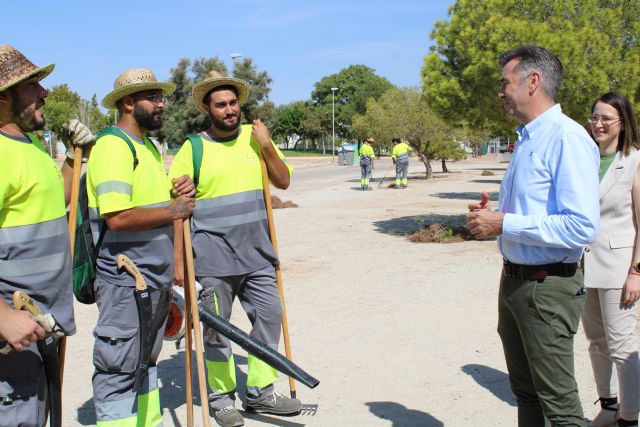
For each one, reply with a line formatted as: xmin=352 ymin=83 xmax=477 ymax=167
xmin=33 ymin=313 xmax=65 ymax=338
xmin=62 ymin=119 xmax=95 ymax=161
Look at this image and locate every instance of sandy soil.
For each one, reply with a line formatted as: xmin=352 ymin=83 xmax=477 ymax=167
xmin=61 ymin=156 xmax=604 ymax=426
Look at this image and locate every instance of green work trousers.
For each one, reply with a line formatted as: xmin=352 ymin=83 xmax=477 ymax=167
xmin=497 ymin=268 xmax=587 ymax=427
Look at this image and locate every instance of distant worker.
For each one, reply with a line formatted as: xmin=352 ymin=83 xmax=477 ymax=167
xmin=359 ymin=137 xmax=376 ymax=190
xmin=392 ymin=137 xmax=412 ymax=189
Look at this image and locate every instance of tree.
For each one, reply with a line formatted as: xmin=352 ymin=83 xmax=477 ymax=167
xmin=43 ymin=85 xmax=109 ymax=144
xmin=353 ymin=87 xmax=464 ymax=178
xmin=42 ymin=84 xmax=81 ymax=139
xmin=422 ymin=0 xmax=640 ymax=135
xmin=232 ymin=57 xmax=273 ymax=122
xmin=159 ymin=56 xmax=274 ymax=146
xmin=271 ymin=102 xmax=306 ymax=148
xmin=298 ymin=104 xmax=325 ymax=150
xmin=311 ymin=65 xmax=393 ymax=139
xmin=159 ymin=56 xmax=227 ymax=147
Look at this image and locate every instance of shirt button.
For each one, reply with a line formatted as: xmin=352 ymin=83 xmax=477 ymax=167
xmin=585 ymin=248 xmax=591 ymax=253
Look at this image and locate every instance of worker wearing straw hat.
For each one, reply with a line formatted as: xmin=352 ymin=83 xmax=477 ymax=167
xmin=169 ymin=70 xmax=300 ymax=427
xmin=87 ymin=68 xmax=195 ymax=427
xmin=0 ymin=45 xmax=93 ymax=427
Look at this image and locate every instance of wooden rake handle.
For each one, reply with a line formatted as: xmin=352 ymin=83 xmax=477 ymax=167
xmin=259 ymin=155 xmax=297 ymax=398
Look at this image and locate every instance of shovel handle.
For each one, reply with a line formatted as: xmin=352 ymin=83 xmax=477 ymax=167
xmin=116 ymin=254 xmax=147 ymax=291
xmin=13 ymin=291 xmax=43 ymax=316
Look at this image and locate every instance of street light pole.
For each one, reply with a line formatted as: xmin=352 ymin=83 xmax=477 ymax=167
xmin=331 ymin=87 xmax=338 ymax=164
xmin=230 ymin=53 xmax=243 ymax=74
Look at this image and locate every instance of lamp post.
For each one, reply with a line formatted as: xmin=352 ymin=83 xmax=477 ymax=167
xmin=230 ymin=54 xmax=242 ymax=75
xmin=331 ymin=87 xmax=338 ymax=164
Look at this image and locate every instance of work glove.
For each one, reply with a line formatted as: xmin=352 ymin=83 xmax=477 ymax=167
xmin=33 ymin=313 xmax=65 ymax=339
xmin=62 ymin=119 xmax=95 ymax=162
xmin=0 ymin=313 xmax=65 ymax=354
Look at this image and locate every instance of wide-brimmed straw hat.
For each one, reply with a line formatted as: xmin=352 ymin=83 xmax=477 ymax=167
xmin=102 ymin=68 xmax=175 ymax=109
xmin=365 ymin=137 xmax=375 ymax=143
xmin=191 ymin=70 xmax=249 ymax=113
xmin=0 ymin=45 xmax=55 ymax=92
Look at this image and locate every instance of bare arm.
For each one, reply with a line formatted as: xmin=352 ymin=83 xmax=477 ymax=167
xmin=252 ymin=119 xmax=290 ymax=189
xmin=104 ymin=196 xmax=194 ymax=232
xmin=61 ymin=158 xmax=74 ymax=206
xmin=622 ymin=162 xmax=640 ymax=306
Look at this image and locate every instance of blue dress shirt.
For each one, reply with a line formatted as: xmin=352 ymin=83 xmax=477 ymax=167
xmin=498 ymin=104 xmax=600 ymax=265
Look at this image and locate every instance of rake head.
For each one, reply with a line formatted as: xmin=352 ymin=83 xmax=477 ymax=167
xmin=299 ymin=404 xmax=318 ymax=416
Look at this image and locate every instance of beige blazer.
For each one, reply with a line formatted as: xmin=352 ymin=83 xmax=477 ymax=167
xmin=584 ymin=148 xmax=640 ymax=288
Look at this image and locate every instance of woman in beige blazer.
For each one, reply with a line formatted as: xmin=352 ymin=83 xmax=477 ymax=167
xmin=583 ymin=92 xmax=640 ymax=427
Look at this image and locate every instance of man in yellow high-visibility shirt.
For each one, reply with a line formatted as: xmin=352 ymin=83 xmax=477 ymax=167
xmin=170 ymin=70 xmax=300 ymax=427
xmin=359 ymin=138 xmax=376 ymax=190
xmin=391 ymin=137 xmax=412 ymax=189
xmin=0 ymin=45 xmax=93 ymax=427
xmin=87 ymin=68 xmax=194 ymax=427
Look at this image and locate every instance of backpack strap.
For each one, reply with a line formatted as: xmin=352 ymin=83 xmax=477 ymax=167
xmin=94 ymin=225 xmax=107 ymax=256
xmin=187 ymin=134 xmax=203 ymax=187
xmin=96 ymin=127 xmax=139 ymax=169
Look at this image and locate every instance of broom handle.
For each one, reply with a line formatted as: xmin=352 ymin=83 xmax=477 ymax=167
xmin=183 ymin=220 xmax=212 ymax=427
xmin=259 ymin=156 xmax=297 ymax=399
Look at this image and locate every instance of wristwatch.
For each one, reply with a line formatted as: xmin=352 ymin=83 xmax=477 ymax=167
xmin=631 ymin=261 xmax=640 ymax=275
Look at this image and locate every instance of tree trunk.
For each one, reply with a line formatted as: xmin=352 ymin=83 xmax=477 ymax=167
xmin=417 ymin=152 xmax=432 ymax=179
xmin=441 ymin=158 xmax=448 ymax=173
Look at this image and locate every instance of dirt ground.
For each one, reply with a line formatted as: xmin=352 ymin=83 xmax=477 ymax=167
xmin=61 ymin=156 xmax=604 ymax=426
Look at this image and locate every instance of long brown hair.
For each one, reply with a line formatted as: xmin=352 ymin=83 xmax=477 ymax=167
xmin=591 ymin=92 xmax=640 ymax=156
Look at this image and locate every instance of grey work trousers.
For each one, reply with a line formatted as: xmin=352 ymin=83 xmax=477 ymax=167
xmin=582 ymin=287 xmax=640 ymax=420
xmin=395 ymin=159 xmax=409 ymax=180
xmin=199 ymin=265 xmax=282 ymax=410
xmin=92 ymin=278 xmax=170 ymax=425
xmin=0 ymin=342 xmax=48 ymax=427
xmin=498 ymin=269 xmax=587 ymax=427
xmin=360 ymin=160 xmax=372 ymax=179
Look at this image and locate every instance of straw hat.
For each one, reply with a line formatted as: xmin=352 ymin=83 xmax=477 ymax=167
xmin=365 ymin=137 xmax=375 ymax=143
xmin=101 ymin=68 xmax=175 ymax=109
xmin=191 ymin=70 xmax=249 ymax=113
xmin=0 ymin=45 xmax=54 ymax=92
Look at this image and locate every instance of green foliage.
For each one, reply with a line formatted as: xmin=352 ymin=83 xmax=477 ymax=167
xmin=422 ymin=0 xmax=640 ymax=135
xmin=233 ymin=57 xmax=273 ymax=122
xmin=43 ymin=85 xmax=109 ymax=139
xmin=158 ymin=57 xmax=225 ymax=147
xmin=270 ymin=101 xmax=326 ymax=149
xmin=353 ymin=87 xmax=463 ymax=177
xmin=271 ymin=102 xmax=306 ymax=146
xmin=158 ymin=56 xmax=273 ymax=147
xmin=311 ymin=65 xmax=393 ymax=139
xmin=42 ymin=84 xmax=80 ymax=138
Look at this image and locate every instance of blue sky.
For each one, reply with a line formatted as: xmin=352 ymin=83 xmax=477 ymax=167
xmin=4 ymin=1 xmax=452 ymax=107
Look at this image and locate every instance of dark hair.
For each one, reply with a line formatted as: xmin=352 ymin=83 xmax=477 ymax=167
xmin=392 ymin=138 xmax=401 ymax=143
xmin=499 ymin=45 xmax=563 ymax=100
xmin=203 ymin=85 xmax=239 ymax=105
xmin=591 ymin=92 xmax=640 ymax=156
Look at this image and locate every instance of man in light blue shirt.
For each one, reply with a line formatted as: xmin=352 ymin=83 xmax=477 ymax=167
xmin=467 ymin=45 xmax=599 ymax=426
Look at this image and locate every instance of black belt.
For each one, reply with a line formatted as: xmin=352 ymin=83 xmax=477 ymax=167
xmin=503 ymin=260 xmax=578 ymax=282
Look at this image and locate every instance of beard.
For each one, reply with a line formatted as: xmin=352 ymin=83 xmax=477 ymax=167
xmin=10 ymin=91 xmax=45 ymax=132
xmin=133 ymin=103 xmax=163 ymax=131
xmin=211 ymin=110 xmax=241 ymax=132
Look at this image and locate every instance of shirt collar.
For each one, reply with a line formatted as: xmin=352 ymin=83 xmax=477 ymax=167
xmin=516 ymin=103 xmax=562 ymax=141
